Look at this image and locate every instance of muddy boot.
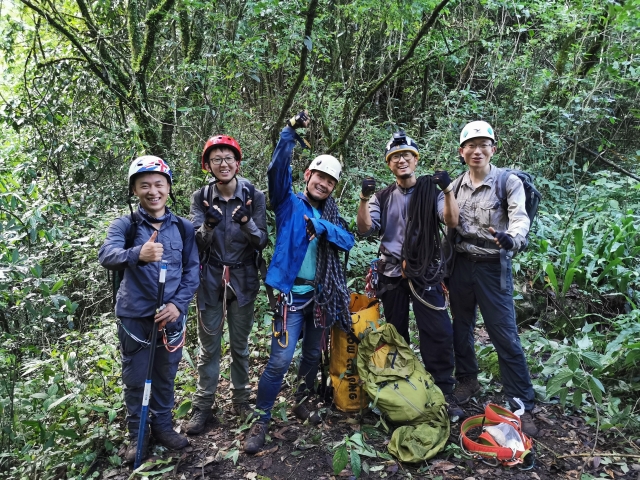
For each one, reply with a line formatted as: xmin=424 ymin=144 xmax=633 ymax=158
xmin=520 ymin=411 xmax=539 ymax=437
xmin=185 ymin=407 xmax=213 ymax=435
xmin=124 ymin=430 xmax=149 ymax=464
xmin=153 ymin=429 xmax=189 ymax=450
xmin=444 ymin=393 xmax=465 ymax=420
xmin=243 ymin=422 xmax=268 ymax=454
xmin=453 ymin=376 xmax=481 ymax=405
xmin=292 ymin=400 xmax=322 ymax=425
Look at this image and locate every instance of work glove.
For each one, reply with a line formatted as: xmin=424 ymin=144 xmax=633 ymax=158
xmin=432 ymin=170 xmax=453 ymax=192
xmin=289 ymin=110 xmax=310 ymax=129
xmin=204 ymin=205 xmax=223 ymax=229
xmin=232 ymin=204 xmax=251 ymax=225
xmin=304 ymin=215 xmax=317 ymax=241
xmin=361 ymin=177 xmax=376 ymax=198
xmin=491 ymin=229 xmax=515 ymax=250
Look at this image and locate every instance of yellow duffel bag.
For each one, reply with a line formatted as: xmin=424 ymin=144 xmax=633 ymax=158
xmin=329 ymin=293 xmax=380 ymax=412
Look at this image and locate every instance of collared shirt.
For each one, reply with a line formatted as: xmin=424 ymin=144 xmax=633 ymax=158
xmin=440 ymin=164 xmax=530 ymax=255
xmin=98 ymin=212 xmax=199 ymax=318
xmin=190 ymin=177 xmax=268 ymax=309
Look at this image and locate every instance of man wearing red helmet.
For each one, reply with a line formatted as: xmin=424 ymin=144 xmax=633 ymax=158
xmin=185 ymin=135 xmax=268 ymax=435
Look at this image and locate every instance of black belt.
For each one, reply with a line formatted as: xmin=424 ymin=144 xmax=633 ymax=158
xmin=459 ymin=252 xmax=501 ymax=263
xmin=208 ymin=257 xmax=254 ymax=269
xmin=294 ymin=277 xmax=316 ymax=287
xmin=462 ymin=239 xmax=500 ymax=250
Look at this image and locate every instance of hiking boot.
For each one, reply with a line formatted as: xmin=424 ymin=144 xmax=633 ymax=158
xmin=454 ymin=377 xmax=481 ymax=405
xmin=153 ymin=429 xmax=189 ymax=450
xmin=232 ymin=402 xmax=253 ymax=422
xmin=185 ymin=407 xmax=213 ymax=435
xmin=124 ymin=431 xmax=149 ymax=464
xmin=292 ymin=400 xmax=322 ymax=425
xmin=243 ymin=422 xmax=268 ymax=454
xmin=444 ymin=393 xmax=465 ymax=420
xmin=520 ymin=411 xmax=539 ymax=438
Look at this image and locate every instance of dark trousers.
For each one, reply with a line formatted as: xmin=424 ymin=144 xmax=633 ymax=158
xmin=449 ymin=255 xmax=535 ymax=410
xmin=379 ymin=277 xmax=455 ymax=394
xmin=118 ymin=316 xmax=183 ymax=437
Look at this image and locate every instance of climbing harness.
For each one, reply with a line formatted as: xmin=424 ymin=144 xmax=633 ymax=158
xmin=365 ymin=259 xmax=379 ymax=298
xmin=118 ymin=310 xmax=187 ymax=353
xmin=272 ymin=292 xmax=291 ymax=348
xmin=407 ymin=280 xmax=450 ymax=311
xmin=459 ymin=402 xmax=535 ymax=470
xmin=271 ymin=292 xmax=316 ymax=348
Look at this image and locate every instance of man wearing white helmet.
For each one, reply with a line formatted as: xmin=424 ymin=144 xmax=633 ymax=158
xmin=244 ymin=111 xmax=354 ymax=454
xmin=446 ymin=121 xmax=538 ymax=437
xmin=356 ymin=129 xmax=463 ymax=419
xmin=99 ymin=156 xmax=199 ymax=462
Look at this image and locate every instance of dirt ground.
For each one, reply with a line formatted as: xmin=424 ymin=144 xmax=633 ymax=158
xmin=101 ymin=376 xmax=640 ymax=480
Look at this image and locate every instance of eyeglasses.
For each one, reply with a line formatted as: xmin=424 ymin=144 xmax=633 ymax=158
xmin=389 ymin=152 xmax=414 ymax=163
xmin=209 ymin=156 xmax=237 ymax=165
xmin=462 ymin=143 xmax=494 ymax=151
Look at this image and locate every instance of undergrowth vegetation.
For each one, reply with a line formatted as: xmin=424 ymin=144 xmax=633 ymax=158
xmin=1 ymin=0 xmax=639 ymax=477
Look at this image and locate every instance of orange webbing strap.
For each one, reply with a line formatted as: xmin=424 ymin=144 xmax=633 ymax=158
xmin=460 ymin=409 xmax=533 ymax=468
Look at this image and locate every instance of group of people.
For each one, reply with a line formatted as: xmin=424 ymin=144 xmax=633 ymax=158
xmin=98 ymin=111 xmax=537 ymax=464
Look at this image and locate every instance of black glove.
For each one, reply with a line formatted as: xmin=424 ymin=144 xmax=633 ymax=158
xmin=361 ymin=177 xmax=376 ymax=197
xmin=204 ymin=205 xmax=223 ymax=229
xmin=491 ymin=230 xmax=515 ymax=250
xmin=232 ymin=204 xmax=251 ymax=225
xmin=288 ymin=110 xmax=310 ymax=129
xmin=432 ymin=170 xmax=452 ymax=192
xmin=305 ymin=216 xmax=316 ymax=240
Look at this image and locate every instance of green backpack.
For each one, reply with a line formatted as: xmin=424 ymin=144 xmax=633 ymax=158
xmin=356 ymin=324 xmax=450 ymax=461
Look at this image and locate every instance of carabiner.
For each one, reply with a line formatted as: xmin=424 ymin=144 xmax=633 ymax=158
xmin=277 ymin=330 xmax=289 ymax=348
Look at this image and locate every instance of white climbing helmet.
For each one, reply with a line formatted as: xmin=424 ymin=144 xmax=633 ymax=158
xmin=308 ymin=154 xmax=342 ymax=182
xmin=460 ymin=121 xmax=495 ymax=146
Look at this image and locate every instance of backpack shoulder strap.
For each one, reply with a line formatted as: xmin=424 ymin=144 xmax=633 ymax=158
xmin=495 ymin=168 xmax=514 ymax=213
xmin=241 ymin=181 xmax=256 ymax=215
xmin=124 ymin=212 xmax=139 ymax=250
xmin=453 ymin=173 xmax=465 ymax=197
xmin=376 ymin=183 xmax=397 ymax=237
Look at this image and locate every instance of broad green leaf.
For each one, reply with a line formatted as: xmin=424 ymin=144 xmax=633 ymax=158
xmin=47 ymin=393 xmax=75 ymax=411
xmin=350 ymin=449 xmax=362 ymax=478
xmin=50 ymin=279 xmax=64 ymax=293
xmin=333 ymin=444 xmax=348 ymax=475
xmin=174 ymin=399 xmax=192 ymax=418
xmin=572 ymin=390 xmax=582 ymax=409
xmin=544 ymin=262 xmax=558 ymax=292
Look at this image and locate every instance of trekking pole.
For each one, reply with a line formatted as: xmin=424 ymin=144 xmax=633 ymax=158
xmin=134 ymin=260 xmax=168 ymax=469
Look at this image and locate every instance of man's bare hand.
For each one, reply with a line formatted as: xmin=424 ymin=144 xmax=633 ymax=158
xmin=154 ymin=302 xmax=180 ymax=330
xmin=139 ymin=230 xmax=163 ymax=262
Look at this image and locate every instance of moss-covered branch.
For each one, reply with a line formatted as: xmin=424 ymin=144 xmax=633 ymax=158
xmin=271 ymin=0 xmax=319 ymax=147
xmin=327 ymin=0 xmax=451 ymax=153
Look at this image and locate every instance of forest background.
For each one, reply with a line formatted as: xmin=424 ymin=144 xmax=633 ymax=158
xmin=0 ymin=0 xmax=639 ymax=478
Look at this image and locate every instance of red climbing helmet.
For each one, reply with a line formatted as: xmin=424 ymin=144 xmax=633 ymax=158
xmin=201 ymin=135 xmax=242 ymax=169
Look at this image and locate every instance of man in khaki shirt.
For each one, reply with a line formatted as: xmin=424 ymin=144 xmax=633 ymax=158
xmin=446 ymin=121 xmax=538 ymax=437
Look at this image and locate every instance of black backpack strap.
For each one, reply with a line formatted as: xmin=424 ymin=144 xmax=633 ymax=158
xmin=495 ymin=168 xmax=511 ymax=213
xmin=124 ymin=212 xmax=139 ymax=250
xmin=376 ymin=183 xmax=397 ymax=237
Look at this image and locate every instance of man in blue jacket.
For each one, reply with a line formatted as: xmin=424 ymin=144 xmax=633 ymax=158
xmin=99 ymin=156 xmax=199 ymax=463
xmin=244 ymin=111 xmax=355 ymax=454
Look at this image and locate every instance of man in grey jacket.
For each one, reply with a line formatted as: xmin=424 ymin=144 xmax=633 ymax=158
xmin=448 ymin=121 xmax=538 ymax=437
xmin=186 ymin=135 xmax=268 ymax=434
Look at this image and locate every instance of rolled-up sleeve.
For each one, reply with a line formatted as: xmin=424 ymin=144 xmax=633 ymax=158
xmin=505 ymin=174 xmax=530 ymax=250
xmin=359 ymin=194 xmax=381 ymax=237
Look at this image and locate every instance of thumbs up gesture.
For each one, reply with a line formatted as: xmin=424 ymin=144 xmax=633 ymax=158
xmin=232 ymin=198 xmax=252 ymax=225
xmin=139 ymin=230 xmax=164 ymax=262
